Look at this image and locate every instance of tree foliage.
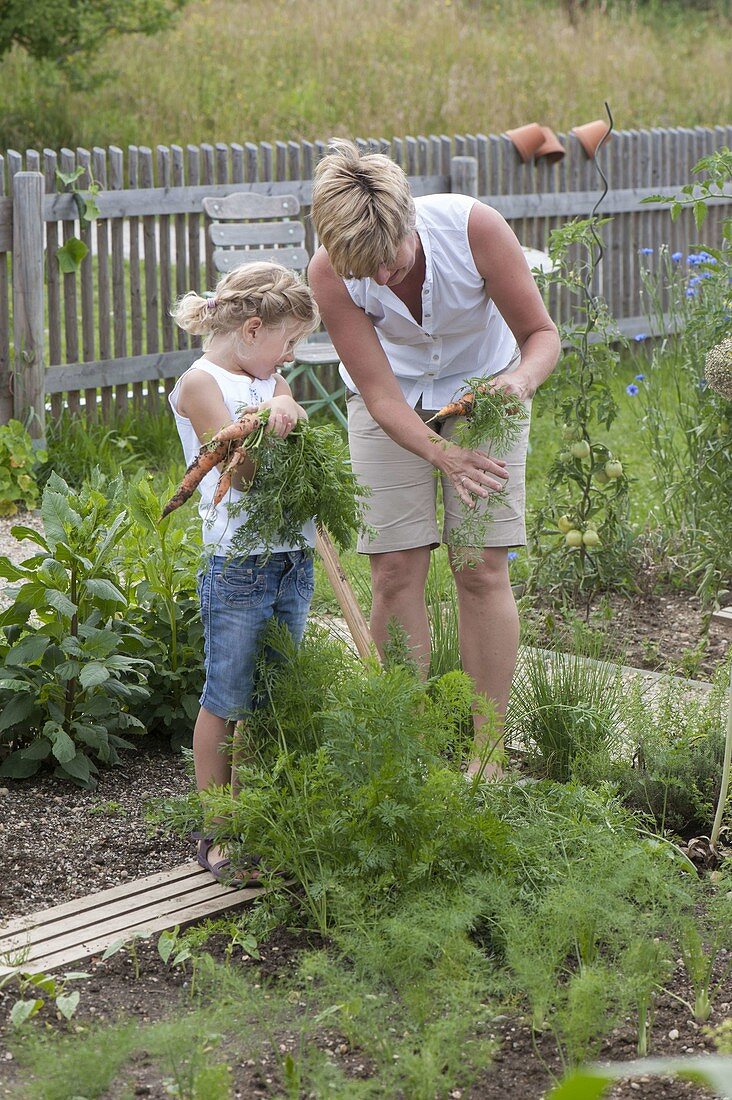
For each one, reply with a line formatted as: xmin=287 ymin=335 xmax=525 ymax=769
xmin=0 ymin=0 xmax=186 ymax=67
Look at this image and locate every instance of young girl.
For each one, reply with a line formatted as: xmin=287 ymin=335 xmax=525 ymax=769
xmin=169 ymin=262 xmax=320 ymax=884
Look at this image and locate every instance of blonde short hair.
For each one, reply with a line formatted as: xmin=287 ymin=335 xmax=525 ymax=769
xmin=311 ymin=140 xmax=416 ymax=280
xmin=172 ymin=262 xmax=319 ymax=345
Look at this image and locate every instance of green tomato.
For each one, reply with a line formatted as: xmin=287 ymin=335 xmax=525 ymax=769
xmin=559 ymin=451 xmax=572 ymax=464
xmin=604 ymin=459 xmax=623 ymax=480
xmin=594 ymin=468 xmax=610 ymax=485
xmin=565 ymin=529 xmax=584 ymax=548
xmin=557 ymin=514 xmax=574 ymax=534
xmin=562 ymin=423 xmax=581 ymax=442
xmin=582 ymin=529 xmax=601 ymax=548
xmin=570 ymin=439 xmax=591 ymax=460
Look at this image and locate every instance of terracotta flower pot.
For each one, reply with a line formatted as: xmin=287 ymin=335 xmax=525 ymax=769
xmin=505 ymin=123 xmax=545 ymax=163
xmin=571 ymin=119 xmax=612 ymax=159
xmin=534 ymin=126 xmax=565 ymax=164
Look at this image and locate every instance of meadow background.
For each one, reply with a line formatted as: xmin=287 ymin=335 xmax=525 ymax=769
xmin=1 ymin=0 xmax=730 ymax=153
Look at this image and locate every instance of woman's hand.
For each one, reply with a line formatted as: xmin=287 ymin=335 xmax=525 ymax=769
xmin=259 ymin=395 xmax=305 ymax=438
xmin=488 ymin=369 xmax=535 ymax=404
xmin=439 ymin=440 xmax=509 ymax=508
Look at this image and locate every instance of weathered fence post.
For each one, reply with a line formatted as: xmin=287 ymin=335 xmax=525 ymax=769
xmin=451 ymin=155 xmax=479 ymax=198
xmin=12 ymin=172 xmax=45 ymax=441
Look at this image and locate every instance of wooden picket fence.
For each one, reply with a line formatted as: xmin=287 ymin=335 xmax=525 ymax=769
xmin=1 ymin=125 xmax=731 ymax=436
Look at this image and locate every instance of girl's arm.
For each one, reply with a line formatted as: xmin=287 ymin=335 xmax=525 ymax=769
xmin=176 ymin=369 xmax=259 ymax=486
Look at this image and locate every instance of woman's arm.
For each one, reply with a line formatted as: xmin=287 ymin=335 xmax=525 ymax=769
xmin=308 ymin=247 xmax=509 ymax=506
xmin=468 ymin=202 xmax=561 ymax=402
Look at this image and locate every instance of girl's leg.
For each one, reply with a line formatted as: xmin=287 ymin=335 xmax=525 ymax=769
xmin=193 ymin=706 xmax=234 ymax=867
xmin=195 ymin=555 xmax=271 ymax=873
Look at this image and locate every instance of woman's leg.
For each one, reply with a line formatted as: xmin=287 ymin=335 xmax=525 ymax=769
xmin=450 ymin=546 xmax=519 ymax=778
xmin=369 ymin=546 xmax=432 ymax=673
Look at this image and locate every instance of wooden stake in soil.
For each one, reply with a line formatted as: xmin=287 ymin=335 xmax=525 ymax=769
xmin=315 ymin=526 xmax=376 ymax=662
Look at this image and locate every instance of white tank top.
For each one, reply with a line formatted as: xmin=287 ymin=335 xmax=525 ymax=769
xmin=168 ymin=357 xmax=316 ymax=555
xmin=341 ymin=193 xmax=517 ymax=410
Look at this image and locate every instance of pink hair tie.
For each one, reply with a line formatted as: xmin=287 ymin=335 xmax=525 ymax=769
xmin=206 ymin=297 xmax=217 ymax=311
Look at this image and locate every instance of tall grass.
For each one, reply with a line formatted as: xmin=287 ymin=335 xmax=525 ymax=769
xmin=1 ymin=0 xmax=730 ymax=151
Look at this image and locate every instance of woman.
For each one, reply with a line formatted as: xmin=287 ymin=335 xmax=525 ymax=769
xmin=309 ymin=141 xmax=561 ymax=779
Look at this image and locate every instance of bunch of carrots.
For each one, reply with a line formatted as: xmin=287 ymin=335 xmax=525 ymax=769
xmin=161 ymin=409 xmax=368 ymax=557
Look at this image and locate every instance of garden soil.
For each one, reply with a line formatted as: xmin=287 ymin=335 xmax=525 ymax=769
xmin=0 ymin=516 xmax=730 ymax=1097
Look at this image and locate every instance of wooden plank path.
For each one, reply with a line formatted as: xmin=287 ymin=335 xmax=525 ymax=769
xmin=0 ymin=862 xmax=264 ymax=977
xmin=712 ymin=607 xmax=732 ymax=632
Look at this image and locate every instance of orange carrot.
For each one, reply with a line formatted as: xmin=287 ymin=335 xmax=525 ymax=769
xmin=161 ymin=413 xmax=262 ymax=518
xmin=212 ymin=445 xmax=252 ymax=506
xmin=428 ymin=384 xmax=489 ymax=427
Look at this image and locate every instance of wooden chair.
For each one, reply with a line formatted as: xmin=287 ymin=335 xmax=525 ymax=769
xmin=202 ymin=193 xmax=346 ymax=428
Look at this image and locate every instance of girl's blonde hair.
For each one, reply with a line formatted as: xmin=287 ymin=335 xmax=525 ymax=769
xmin=172 ymin=262 xmax=319 ymax=344
xmin=311 ymin=139 xmax=416 ymax=280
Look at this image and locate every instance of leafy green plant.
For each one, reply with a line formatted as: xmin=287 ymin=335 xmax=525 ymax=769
xmin=38 ymin=414 xmax=143 ymax=487
xmin=672 ymin=885 xmax=732 ymax=1023
xmin=0 ymin=419 xmax=46 ymax=515
xmin=505 ymin=632 xmax=623 ymax=781
xmin=593 ymin=667 xmax=729 ymax=837
xmin=528 ymin=215 xmax=637 ymax=603
xmin=635 ymin=148 xmax=732 ymax=603
xmin=549 ymin=1055 xmax=732 ymax=1099
xmin=54 ymin=166 xmax=103 ymax=273
xmin=155 ymin=620 xmax=511 ymax=934
xmin=621 ymin=937 xmax=673 ymax=1056
xmin=122 ymin=473 xmax=204 ymax=747
xmin=225 ymin=417 xmax=369 ymax=558
xmin=0 ymin=965 xmax=85 ymax=1027
xmin=0 ymin=471 xmax=152 ymax=786
xmin=101 ymin=930 xmax=151 ymax=980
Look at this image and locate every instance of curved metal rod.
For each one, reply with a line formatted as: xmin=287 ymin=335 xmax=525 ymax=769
xmin=579 ymin=101 xmax=614 ymax=370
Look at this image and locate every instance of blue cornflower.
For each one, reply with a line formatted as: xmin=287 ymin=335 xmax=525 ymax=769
xmin=508 ymin=550 xmax=518 ymax=561
xmin=699 ymin=379 xmax=708 ymax=390
xmin=638 ymin=247 xmax=654 ymax=255
xmin=686 ymin=287 xmax=697 ymax=298
xmin=634 ymin=333 xmax=648 ymax=342
xmin=689 ymin=275 xmax=701 ymax=287
xmin=626 ymin=384 xmax=640 ymax=396
xmin=635 ymin=373 xmax=645 ymax=381
xmin=699 ymin=271 xmax=714 ymax=279
xmin=671 ymin=251 xmax=683 ymax=262
xmin=688 ymin=254 xmax=703 ymax=265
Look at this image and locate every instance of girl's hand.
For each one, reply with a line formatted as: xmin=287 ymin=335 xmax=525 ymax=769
xmin=440 ymin=441 xmax=509 ymax=508
xmin=259 ymin=395 xmax=304 ymax=438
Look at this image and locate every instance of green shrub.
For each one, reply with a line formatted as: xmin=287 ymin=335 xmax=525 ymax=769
xmin=636 ymin=148 xmax=732 ymax=603
xmin=122 ymin=472 xmax=204 ymax=748
xmin=0 ymin=420 xmax=46 ymax=515
xmin=505 ymin=633 xmax=624 ymax=781
xmin=0 ymin=471 xmax=151 ymax=786
xmin=581 ymin=668 xmax=729 ymax=837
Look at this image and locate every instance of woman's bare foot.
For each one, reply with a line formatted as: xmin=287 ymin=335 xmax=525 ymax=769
xmin=464 ymin=760 xmax=504 ymax=782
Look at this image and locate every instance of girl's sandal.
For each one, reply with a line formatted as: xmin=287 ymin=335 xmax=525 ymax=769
xmin=193 ymin=833 xmax=263 ymax=889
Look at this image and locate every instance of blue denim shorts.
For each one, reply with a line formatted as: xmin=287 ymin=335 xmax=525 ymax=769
xmin=197 ymin=550 xmax=314 ymax=721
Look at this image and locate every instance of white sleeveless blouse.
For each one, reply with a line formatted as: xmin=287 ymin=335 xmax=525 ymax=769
xmin=168 ymin=357 xmax=316 ymax=555
xmin=341 ymin=193 xmax=517 ymax=410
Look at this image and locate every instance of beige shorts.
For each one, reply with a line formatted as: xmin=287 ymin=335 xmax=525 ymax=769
xmin=347 ymin=356 xmax=532 ymax=555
